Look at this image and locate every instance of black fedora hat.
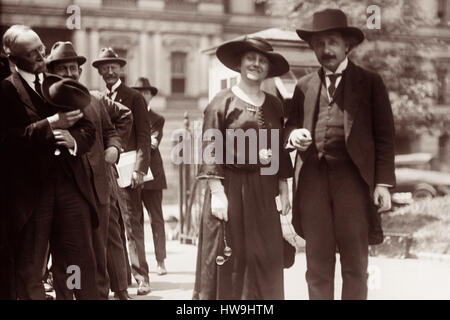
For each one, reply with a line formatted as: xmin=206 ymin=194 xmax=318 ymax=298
xmin=46 ymin=41 xmax=86 ymax=68
xmin=92 ymin=47 xmax=126 ymax=69
xmin=42 ymin=74 xmax=91 ymax=111
xmin=132 ymin=77 xmax=158 ymax=96
xmin=216 ymin=37 xmax=289 ymax=78
xmin=296 ymin=9 xmax=364 ymax=47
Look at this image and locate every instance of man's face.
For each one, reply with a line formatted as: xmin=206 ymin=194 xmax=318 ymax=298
xmin=50 ymin=60 xmax=81 ymax=81
xmin=309 ymin=30 xmax=349 ymax=72
xmin=98 ymin=62 xmax=121 ymax=87
xmin=10 ymin=30 xmax=46 ymax=74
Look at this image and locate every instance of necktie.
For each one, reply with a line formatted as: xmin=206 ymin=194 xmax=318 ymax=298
xmin=34 ymin=74 xmax=42 ymax=98
xmin=107 ymin=90 xmax=115 ymax=100
xmin=327 ymin=73 xmax=342 ymax=99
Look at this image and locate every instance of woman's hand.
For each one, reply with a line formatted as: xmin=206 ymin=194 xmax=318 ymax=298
xmin=209 ymin=179 xmax=228 ymax=221
xmin=279 ymin=179 xmax=291 ymax=216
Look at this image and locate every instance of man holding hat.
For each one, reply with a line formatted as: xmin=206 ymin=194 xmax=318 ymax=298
xmin=132 ymin=77 xmax=168 ymax=276
xmin=285 ymin=9 xmax=395 ymax=299
xmin=46 ymin=41 xmax=134 ymax=299
xmin=0 ymin=25 xmax=99 ymax=299
xmin=93 ymin=48 xmax=152 ymax=295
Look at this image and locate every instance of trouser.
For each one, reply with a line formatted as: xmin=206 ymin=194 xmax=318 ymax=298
xmin=121 ymin=187 xmax=149 ymax=284
xmin=141 ymin=189 xmax=166 ymax=262
xmin=297 ymin=157 xmax=370 ymax=300
xmin=15 ymin=175 xmax=99 ymax=300
xmin=107 ymin=196 xmax=130 ymax=292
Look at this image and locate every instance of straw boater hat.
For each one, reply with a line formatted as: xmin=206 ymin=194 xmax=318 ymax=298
xmin=296 ymin=8 xmax=364 ymax=49
xmin=216 ymin=37 xmax=289 ymax=78
xmin=42 ymin=74 xmax=91 ymax=111
xmin=132 ymin=77 xmax=158 ymax=96
xmin=92 ymin=47 xmax=127 ymax=69
xmin=46 ymin=41 xmax=86 ymax=68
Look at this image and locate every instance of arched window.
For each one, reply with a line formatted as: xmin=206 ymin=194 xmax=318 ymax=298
xmin=171 ymin=51 xmax=187 ymax=94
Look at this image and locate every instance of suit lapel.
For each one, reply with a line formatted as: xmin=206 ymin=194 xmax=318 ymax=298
xmin=342 ymin=61 xmax=364 ymax=141
xmin=114 ymin=83 xmax=125 ymax=104
xmin=303 ymin=70 xmax=322 ymax=133
xmin=10 ymin=71 xmax=40 ymax=119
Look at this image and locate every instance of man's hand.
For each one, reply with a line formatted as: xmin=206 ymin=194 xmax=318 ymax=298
xmin=289 ymin=128 xmax=312 ymax=151
xmin=53 ymin=129 xmax=76 ymax=149
xmin=278 ymin=179 xmax=291 ymax=216
xmin=209 ymin=179 xmax=228 ymax=221
xmin=47 ymin=110 xmax=83 ymax=130
xmin=131 ymin=171 xmax=145 ymax=189
xmin=104 ymin=146 xmax=119 ymax=164
xmin=374 ymin=185 xmax=392 ymax=212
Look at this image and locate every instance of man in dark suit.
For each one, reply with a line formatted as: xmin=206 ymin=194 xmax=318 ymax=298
xmin=46 ymin=41 xmax=133 ymax=300
xmin=0 ymin=25 xmax=99 ymax=299
xmin=285 ymin=9 xmax=395 ymax=300
xmin=93 ymin=48 xmax=152 ymax=295
xmin=133 ymin=77 xmax=168 ymax=276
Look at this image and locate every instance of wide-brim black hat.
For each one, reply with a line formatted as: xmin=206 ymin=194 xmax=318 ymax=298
xmin=296 ymin=9 xmax=364 ymax=48
xmin=42 ymin=74 xmax=91 ymax=111
xmin=132 ymin=77 xmax=158 ymax=96
xmin=92 ymin=47 xmax=126 ymax=69
xmin=216 ymin=37 xmax=289 ymax=78
xmin=46 ymin=41 xmax=86 ymax=68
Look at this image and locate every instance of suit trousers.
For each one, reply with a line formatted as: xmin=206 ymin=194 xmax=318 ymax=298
xmin=107 ymin=196 xmax=130 ymax=292
xmin=297 ymin=156 xmax=370 ymax=300
xmin=142 ymin=189 xmax=167 ymax=262
xmin=121 ymin=186 xmax=149 ymax=284
xmin=15 ymin=173 xmax=99 ymax=300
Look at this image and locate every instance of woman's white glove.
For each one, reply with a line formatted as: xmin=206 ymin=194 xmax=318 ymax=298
xmin=208 ymin=179 xmax=228 ymax=221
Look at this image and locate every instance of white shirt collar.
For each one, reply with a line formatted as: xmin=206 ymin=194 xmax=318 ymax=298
xmin=106 ymin=78 xmax=122 ymax=94
xmin=15 ymin=65 xmax=43 ymax=84
xmin=323 ymin=57 xmax=348 ymax=75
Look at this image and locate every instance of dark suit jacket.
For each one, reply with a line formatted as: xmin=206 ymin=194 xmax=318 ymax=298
xmin=112 ymin=83 xmax=151 ymax=174
xmin=0 ymin=71 xmax=99 ymax=236
xmin=143 ymin=109 xmax=167 ymax=190
xmin=82 ymin=94 xmax=123 ymax=206
xmin=284 ymin=60 xmax=396 ymax=244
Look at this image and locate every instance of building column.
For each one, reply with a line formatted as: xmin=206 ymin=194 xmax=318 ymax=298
xmin=139 ymin=30 xmax=149 ymax=81
xmin=153 ymin=32 xmax=163 ymax=94
xmin=88 ymin=28 xmax=100 ymax=90
xmin=72 ymin=28 xmax=88 ymax=85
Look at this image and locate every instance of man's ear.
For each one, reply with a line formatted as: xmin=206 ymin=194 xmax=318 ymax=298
xmin=78 ymin=67 xmax=82 ymax=76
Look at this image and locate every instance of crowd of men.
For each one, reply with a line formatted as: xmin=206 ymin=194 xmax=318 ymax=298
xmin=0 ymin=25 xmax=168 ymax=300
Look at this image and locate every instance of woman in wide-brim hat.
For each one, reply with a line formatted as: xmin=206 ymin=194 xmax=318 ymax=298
xmin=193 ymin=37 xmax=294 ymax=300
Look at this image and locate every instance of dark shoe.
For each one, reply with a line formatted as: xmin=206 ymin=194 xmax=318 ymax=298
xmin=137 ymin=281 xmax=151 ymax=296
xmin=157 ymin=261 xmax=167 ymax=276
xmin=114 ymin=290 xmax=132 ymax=300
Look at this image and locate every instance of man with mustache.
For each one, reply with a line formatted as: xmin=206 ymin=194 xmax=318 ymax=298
xmin=93 ymin=48 xmax=152 ymax=295
xmin=0 ymin=25 xmax=99 ymax=299
xmin=46 ymin=41 xmax=133 ymax=299
xmin=285 ymin=9 xmax=395 ymax=299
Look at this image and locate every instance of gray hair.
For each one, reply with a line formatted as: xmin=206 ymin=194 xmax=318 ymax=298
xmin=2 ymin=25 xmax=33 ymax=56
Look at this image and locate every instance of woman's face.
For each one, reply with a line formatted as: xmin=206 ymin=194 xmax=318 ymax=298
xmin=239 ymin=51 xmax=269 ymax=83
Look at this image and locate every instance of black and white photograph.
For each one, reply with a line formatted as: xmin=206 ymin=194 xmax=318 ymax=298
xmin=0 ymin=0 xmax=450 ymax=306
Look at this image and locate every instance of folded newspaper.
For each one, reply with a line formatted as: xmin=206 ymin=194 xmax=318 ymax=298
xmin=116 ymin=150 xmax=153 ymax=188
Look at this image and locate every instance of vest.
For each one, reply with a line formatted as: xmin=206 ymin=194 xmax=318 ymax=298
xmin=314 ymin=80 xmax=351 ymax=162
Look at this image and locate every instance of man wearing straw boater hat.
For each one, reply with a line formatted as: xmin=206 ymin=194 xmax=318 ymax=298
xmin=46 ymin=41 xmax=134 ymax=300
xmin=93 ymin=48 xmax=152 ymax=295
xmin=285 ymin=9 xmax=395 ymax=299
xmin=132 ymin=77 xmax=168 ymax=276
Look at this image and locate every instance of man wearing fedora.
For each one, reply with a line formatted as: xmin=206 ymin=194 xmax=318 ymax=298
xmin=0 ymin=25 xmax=99 ymax=299
xmin=46 ymin=41 xmax=134 ymax=300
xmin=93 ymin=48 xmax=152 ymax=295
xmin=285 ymin=9 xmax=395 ymax=299
xmin=132 ymin=77 xmax=168 ymax=276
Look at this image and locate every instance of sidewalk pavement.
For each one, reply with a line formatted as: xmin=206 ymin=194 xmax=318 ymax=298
xmin=133 ymin=208 xmax=450 ymax=300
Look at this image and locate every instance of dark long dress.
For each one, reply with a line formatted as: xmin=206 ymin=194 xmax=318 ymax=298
xmin=193 ymin=89 xmax=294 ymax=300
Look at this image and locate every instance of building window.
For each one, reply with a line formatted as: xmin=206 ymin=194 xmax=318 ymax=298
xmin=437 ymin=66 xmax=448 ymax=105
xmin=171 ymin=51 xmax=187 ymax=94
xmin=438 ymin=0 xmax=450 ymax=25
xmin=254 ymin=0 xmax=267 ymax=15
